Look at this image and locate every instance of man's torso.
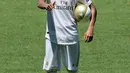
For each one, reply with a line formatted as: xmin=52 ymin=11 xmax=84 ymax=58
xmin=46 ymin=0 xmax=79 ymax=45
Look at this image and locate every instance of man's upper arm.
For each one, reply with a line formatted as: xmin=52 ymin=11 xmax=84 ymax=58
xmin=38 ymin=0 xmax=44 ymax=4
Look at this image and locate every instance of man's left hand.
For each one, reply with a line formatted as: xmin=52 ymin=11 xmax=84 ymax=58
xmin=84 ymin=27 xmax=94 ymax=42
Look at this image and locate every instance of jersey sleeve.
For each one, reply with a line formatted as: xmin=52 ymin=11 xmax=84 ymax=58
xmin=84 ymin=0 xmax=92 ymax=6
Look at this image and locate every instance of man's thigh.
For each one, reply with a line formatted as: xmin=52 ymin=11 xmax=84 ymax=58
xmin=61 ymin=42 xmax=80 ymax=71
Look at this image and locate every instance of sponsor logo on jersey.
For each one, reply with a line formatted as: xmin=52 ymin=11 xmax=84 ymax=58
xmin=54 ymin=1 xmax=74 ymax=10
xmin=54 ymin=5 xmax=73 ymax=10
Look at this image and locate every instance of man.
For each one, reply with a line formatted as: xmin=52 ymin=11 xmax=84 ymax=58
xmin=37 ymin=0 xmax=97 ymax=73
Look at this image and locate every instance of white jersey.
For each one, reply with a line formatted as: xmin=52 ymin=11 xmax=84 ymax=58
xmin=45 ymin=0 xmax=92 ymax=45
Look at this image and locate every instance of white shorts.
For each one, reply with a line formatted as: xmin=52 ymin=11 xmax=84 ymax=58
xmin=43 ymin=38 xmax=80 ymax=71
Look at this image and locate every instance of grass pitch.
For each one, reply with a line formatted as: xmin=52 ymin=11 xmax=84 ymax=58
xmin=0 ymin=0 xmax=130 ymax=73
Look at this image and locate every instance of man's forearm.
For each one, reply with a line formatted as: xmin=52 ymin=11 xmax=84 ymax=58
xmin=37 ymin=0 xmax=47 ymax=9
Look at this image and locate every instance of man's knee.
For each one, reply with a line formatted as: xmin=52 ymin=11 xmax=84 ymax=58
xmin=67 ymin=70 xmax=78 ymax=73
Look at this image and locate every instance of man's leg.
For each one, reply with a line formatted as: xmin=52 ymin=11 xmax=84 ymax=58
xmin=61 ymin=42 xmax=80 ymax=73
xmin=67 ymin=70 xmax=78 ymax=73
xmin=43 ymin=38 xmax=62 ymax=73
xmin=46 ymin=70 xmax=57 ymax=73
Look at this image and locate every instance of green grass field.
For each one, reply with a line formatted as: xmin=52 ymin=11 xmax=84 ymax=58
xmin=0 ymin=0 xmax=130 ymax=73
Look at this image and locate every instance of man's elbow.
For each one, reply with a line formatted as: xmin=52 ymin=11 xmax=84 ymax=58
xmin=37 ymin=5 xmax=40 ymax=8
xmin=37 ymin=4 xmax=42 ymax=9
xmin=37 ymin=3 xmax=44 ymax=9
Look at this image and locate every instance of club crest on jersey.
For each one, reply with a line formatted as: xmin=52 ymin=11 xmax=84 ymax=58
xmin=86 ymin=0 xmax=89 ymax=2
xmin=46 ymin=61 xmax=49 ymax=66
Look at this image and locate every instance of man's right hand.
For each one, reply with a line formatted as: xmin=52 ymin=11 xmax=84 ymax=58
xmin=45 ymin=1 xmax=56 ymax=11
xmin=37 ymin=0 xmax=56 ymax=10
